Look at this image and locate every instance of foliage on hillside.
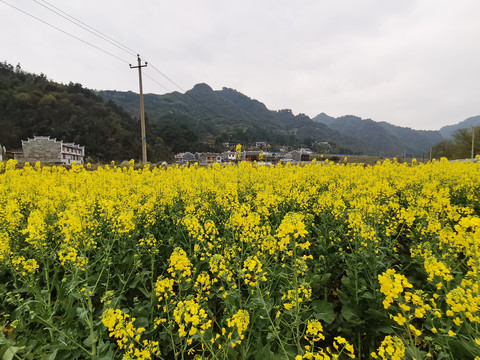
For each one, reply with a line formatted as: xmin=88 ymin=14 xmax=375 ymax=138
xmin=313 ymin=114 xmax=444 ymax=156
xmin=98 ymin=85 xmax=367 ymax=154
xmin=439 ymin=115 xmax=480 ymax=139
xmin=0 ymin=61 xmax=172 ymax=162
xmin=432 ymin=126 xmax=480 ymax=159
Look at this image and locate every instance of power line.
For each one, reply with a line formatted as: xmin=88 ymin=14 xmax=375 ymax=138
xmin=2 ymin=0 xmax=221 ymax=122
xmin=143 ymin=59 xmax=222 ymax=118
xmin=145 ymin=61 xmax=221 ymax=118
xmin=144 ymin=73 xmax=171 ymax=92
xmin=0 ymin=0 xmax=130 ymax=65
xmin=146 ymin=61 xmax=187 ymax=92
xmin=33 ymin=0 xmax=138 ymax=57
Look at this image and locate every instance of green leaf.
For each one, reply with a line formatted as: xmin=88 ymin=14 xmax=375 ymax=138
xmin=436 ymin=352 xmax=449 ymax=360
xmin=341 ymin=305 xmax=363 ymax=325
xmin=312 ymin=300 xmax=335 ymax=324
xmin=134 ymin=317 xmax=149 ymax=328
xmin=310 ymin=273 xmax=331 ymax=288
xmin=360 ymin=291 xmax=375 ymax=300
xmin=46 ymin=349 xmax=58 ymax=360
xmin=76 ymin=307 xmax=88 ymax=322
xmin=3 ymin=346 xmax=23 ymax=360
xmin=336 ymin=289 xmax=350 ymax=304
xmin=364 ymin=309 xmax=386 ymax=320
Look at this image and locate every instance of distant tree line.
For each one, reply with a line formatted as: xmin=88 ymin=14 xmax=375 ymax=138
xmin=432 ymin=126 xmax=480 ymax=159
xmin=0 ymin=61 xmax=172 ymax=162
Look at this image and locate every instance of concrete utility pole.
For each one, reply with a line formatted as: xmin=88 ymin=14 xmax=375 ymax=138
xmin=472 ymin=126 xmax=475 ymax=159
xmin=130 ymin=55 xmax=148 ymax=163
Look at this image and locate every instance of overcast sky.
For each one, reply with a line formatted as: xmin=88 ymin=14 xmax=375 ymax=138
xmin=2 ymin=0 xmax=480 ymax=130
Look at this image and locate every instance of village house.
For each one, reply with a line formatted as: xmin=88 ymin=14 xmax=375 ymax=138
xmin=200 ymin=152 xmax=222 ymax=164
xmin=244 ymin=150 xmax=262 ymax=162
xmin=20 ymin=136 xmax=85 ymax=165
xmin=289 ymin=149 xmax=311 ymax=162
xmin=175 ymin=152 xmax=196 ymax=164
xmin=221 ymin=151 xmax=236 ymax=163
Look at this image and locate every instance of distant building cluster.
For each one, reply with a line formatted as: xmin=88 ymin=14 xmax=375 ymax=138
xmin=5 ymin=136 xmax=85 ymax=165
xmin=175 ymin=148 xmax=314 ymax=165
xmin=0 ymin=136 xmax=323 ymax=166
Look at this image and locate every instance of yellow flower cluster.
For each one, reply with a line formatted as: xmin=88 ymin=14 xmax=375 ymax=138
xmin=282 ymin=284 xmax=312 ymax=310
xmin=275 ymin=212 xmax=309 ymax=254
xmin=332 ymin=336 xmax=355 ymax=359
xmin=424 ymin=256 xmax=453 ymax=282
xmin=378 ymin=269 xmax=413 ymax=309
xmin=167 ymin=247 xmax=192 ymax=280
xmin=138 ymin=234 xmax=157 ymax=252
xmin=58 ymin=246 xmax=88 ymax=270
xmin=242 ymin=255 xmax=267 ymax=287
xmin=371 ymin=335 xmax=405 ymax=360
xmin=305 ymin=319 xmax=325 ymax=342
xmin=173 ymin=299 xmax=211 ymax=338
xmin=226 ymin=309 xmax=250 ymax=347
xmin=299 ymin=321 xmax=355 ymax=360
xmin=209 ymin=254 xmax=230 ymax=280
xmin=11 ymin=256 xmax=39 ymax=275
xmin=102 ymin=308 xmax=159 ymax=359
xmin=194 ymin=271 xmax=212 ymax=299
xmin=155 ymin=276 xmax=175 ymax=302
xmin=3 ymin=156 xmax=480 ymax=358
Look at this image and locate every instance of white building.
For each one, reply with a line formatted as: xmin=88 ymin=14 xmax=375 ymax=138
xmin=21 ymin=136 xmax=85 ymax=165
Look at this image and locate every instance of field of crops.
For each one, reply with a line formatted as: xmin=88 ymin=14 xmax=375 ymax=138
xmin=1 ymin=158 xmax=479 ymax=360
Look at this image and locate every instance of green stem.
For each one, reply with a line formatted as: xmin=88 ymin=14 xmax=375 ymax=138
xmin=198 ymin=332 xmax=221 ymax=360
xmin=256 ymin=283 xmax=289 ymax=359
xmin=164 ymin=298 xmax=179 ymax=360
xmin=151 ymin=252 xmax=155 ymax=323
xmin=35 ymin=315 xmax=93 ymax=356
xmin=87 ymin=296 xmax=97 ymax=358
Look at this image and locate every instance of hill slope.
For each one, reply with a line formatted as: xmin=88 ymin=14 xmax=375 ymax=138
xmin=98 ymin=85 xmax=369 ymax=154
xmin=312 ymin=113 xmax=444 ymax=155
xmin=439 ymin=115 xmax=480 ymax=139
xmin=0 ymin=62 xmax=156 ymax=161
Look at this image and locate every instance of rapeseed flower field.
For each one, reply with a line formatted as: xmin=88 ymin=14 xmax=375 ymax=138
xmin=0 ymin=158 xmax=479 ymax=359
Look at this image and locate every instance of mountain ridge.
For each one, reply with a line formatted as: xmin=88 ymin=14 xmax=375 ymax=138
xmin=2 ymin=60 xmax=480 ymax=160
xmin=100 ymin=85 xmax=480 ymax=156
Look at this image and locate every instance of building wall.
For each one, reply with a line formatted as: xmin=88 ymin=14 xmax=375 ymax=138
xmin=61 ymin=143 xmax=85 ymax=165
xmin=22 ymin=137 xmax=62 ymax=163
xmin=21 ymin=136 xmax=85 ymax=164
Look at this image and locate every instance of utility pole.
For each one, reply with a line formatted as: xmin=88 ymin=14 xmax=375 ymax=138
xmin=472 ymin=126 xmax=475 ymax=159
xmin=130 ymin=55 xmax=148 ymax=163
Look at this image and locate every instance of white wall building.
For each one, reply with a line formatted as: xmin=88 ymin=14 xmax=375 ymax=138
xmin=21 ymin=136 xmax=85 ymax=165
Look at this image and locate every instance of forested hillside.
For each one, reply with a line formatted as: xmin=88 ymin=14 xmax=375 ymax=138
xmin=0 ymin=62 xmax=171 ymax=162
xmin=439 ymin=115 xmax=480 ymax=139
xmin=4 ymin=61 xmax=479 ymax=161
xmin=99 ymin=84 xmax=368 ymax=154
xmin=432 ymin=126 xmax=480 ymax=159
xmin=312 ymin=113 xmax=444 ymax=156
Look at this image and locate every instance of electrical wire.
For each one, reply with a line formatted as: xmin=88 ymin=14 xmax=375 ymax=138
xmin=143 ymin=73 xmax=170 ymax=92
xmin=33 ymin=0 xmax=138 ymax=57
xmin=0 ymin=0 xmax=130 ymax=65
xmin=146 ymin=61 xmax=221 ymax=118
xmin=2 ymin=0 xmax=222 ymax=121
xmin=146 ymin=61 xmax=187 ymax=93
xmin=143 ymin=71 xmax=218 ymax=120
